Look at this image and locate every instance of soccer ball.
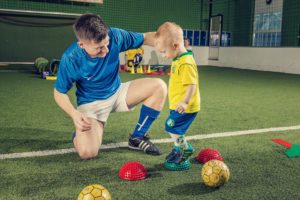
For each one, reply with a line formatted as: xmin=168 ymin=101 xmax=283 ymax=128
xmin=201 ymin=160 xmax=230 ymax=188
xmin=77 ymin=184 xmax=111 ymax=200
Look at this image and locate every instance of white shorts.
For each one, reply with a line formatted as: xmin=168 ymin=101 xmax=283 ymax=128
xmin=77 ymin=82 xmax=134 ymax=123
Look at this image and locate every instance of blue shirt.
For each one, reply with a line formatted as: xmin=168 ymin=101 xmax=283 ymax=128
xmin=55 ymin=27 xmax=144 ymax=106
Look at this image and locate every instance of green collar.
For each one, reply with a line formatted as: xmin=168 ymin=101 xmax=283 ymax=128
xmin=173 ymin=51 xmax=193 ymax=61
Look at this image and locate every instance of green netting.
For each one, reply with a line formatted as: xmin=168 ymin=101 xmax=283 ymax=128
xmin=0 ymin=0 xmax=202 ymax=32
xmin=0 ymin=0 xmax=299 ymax=62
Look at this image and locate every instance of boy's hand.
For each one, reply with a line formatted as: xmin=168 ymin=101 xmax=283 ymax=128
xmin=71 ymin=110 xmax=92 ymax=132
xmin=175 ymin=101 xmax=188 ymax=114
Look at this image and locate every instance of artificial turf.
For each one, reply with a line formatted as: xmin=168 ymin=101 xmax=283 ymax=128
xmin=0 ymin=66 xmax=300 ymax=199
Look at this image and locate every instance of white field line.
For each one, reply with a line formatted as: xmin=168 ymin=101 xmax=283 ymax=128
xmin=1 ymin=125 xmax=300 ymax=160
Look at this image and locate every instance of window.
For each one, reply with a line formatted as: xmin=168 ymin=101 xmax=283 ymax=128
xmin=253 ymin=0 xmax=283 ymax=47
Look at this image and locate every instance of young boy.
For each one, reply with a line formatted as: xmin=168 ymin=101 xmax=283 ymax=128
xmin=155 ymin=22 xmax=200 ymax=169
xmin=54 ymin=14 xmax=167 ymax=159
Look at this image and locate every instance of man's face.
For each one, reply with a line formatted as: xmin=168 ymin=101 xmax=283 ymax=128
xmin=79 ymin=35 xmax=110 ymax=58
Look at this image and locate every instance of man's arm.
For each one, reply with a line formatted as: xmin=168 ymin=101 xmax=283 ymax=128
xmin=54 ymin=88 xmax=77 ymax=118
xmin=54 ymin=88 xmax=91 ymax=131
xmin=143 ymin=32 xmax=156 ymax=46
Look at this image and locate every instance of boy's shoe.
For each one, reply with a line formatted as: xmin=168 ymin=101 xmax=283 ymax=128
xmin=182 ymin=143 xmax=194 ymax=161
xmin=165 ymin=143 xmax=194 ymax=164
xmin=128 ymin=134 xmax=162 ymax=155
xmin=165 ymin=146 xmax=184 ymax=164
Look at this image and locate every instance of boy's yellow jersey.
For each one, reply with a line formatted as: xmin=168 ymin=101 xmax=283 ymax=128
xmin=169 ymin=51 xmax=200 ymax=113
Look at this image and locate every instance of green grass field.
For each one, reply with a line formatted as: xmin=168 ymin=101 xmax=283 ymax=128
xmin=0 ymin=66 xmax=300 ymax=199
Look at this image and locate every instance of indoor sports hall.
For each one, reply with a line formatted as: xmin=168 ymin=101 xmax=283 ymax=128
xmin=0 ymin=0 xmax=299 ymax=199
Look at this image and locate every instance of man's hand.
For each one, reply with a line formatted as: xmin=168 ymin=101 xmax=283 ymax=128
xmin=71 ymin=110 xmax=92 ymax=132
xmin=143 ymin=32 xmax=156 ymax=46
xmin=175 ymin=101 xmax=188 ymax=114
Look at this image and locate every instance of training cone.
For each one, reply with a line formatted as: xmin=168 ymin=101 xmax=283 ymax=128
xmin=130 ymin=66 xmax=135 ymax=74
xmin=197 ymin=148 xmax=223 ymax=164
xmin=138 ymin=66 xmax=143 ymax=74
xmin=147 ymin=65 xmax=151 ymax=73
xmin=119 ymin=161 xmax=147 ymax=181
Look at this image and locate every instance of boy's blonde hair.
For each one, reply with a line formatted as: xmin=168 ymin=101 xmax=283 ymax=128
xmin=155 ymin=22 xmax=184 ymax=44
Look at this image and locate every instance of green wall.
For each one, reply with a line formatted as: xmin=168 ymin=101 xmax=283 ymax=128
xmin=282 ymin=0 xmax=300 ymax=47
xmin=0 ymin=0 xmax=203 ymax=62
xmin=1 ymin=0 xmax=202 ymax=32
xmin=0 ymin=0 xmax=299 ymax=62
xmin=0 ymin=14 xmax=75 ymax=62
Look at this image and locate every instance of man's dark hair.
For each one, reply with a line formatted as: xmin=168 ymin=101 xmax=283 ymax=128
xmin=73 ymin=13 xmax=108 ymax=42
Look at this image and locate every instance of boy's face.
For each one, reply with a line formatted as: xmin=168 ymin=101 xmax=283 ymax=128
xmin=155 ymin=36 xmax=178 ymax=59
xmin=79 ymin=35 xmax=110 ymax=58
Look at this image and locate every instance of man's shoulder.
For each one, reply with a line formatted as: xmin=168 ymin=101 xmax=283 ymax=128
xmin=63 ymin=42 xmax=79 ymax=57
xmin=62 ymin=42 xmax=84 ymax=62
xmin=109 ymin=27 xmax=123 ymax=38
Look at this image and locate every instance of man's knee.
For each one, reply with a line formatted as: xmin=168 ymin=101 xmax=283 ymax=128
xmin=78 ymin=149 xmax=99 ymax=160
xmin=153 ymin=78 xmax=167 ymax=96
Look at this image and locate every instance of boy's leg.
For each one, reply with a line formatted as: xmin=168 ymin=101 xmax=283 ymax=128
xmin=73 ymin=118 xmax=104 ymax=159
xmin=125 ymin=78 xmax=167 ymax=155
xmin=165 ymin=111 xmax=198 ymax=163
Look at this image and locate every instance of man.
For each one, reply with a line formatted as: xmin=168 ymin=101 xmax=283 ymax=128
xmin=54 ymin=14 xmax=167 ymax=159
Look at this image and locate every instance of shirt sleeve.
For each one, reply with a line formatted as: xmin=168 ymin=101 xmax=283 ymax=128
xmin=55 ymin=55 xmax=76 ymax=94
xmin=111 ymin=28 xmax=144 ymax=52
xmin=180 ymin=64 xmax=197 ymax=85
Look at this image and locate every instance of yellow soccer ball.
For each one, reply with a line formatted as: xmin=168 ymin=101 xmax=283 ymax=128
xmin=201 ymin=160 xmax=230 ymax=188
xmin=77 ymin=184 xmax=111 ymax=200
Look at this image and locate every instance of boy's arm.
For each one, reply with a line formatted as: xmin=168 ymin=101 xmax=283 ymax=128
xmin=54 ymin=89 xmax=91 ymax=131
xmin=143 ymin=32 xmax=156 ymax=46
xmin=176 ymin=84 xmax=196 ymax=114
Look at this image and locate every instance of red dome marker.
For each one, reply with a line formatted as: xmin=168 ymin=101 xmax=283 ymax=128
xmin=197 ymin=148 xmax=223 ymax=164
xmin=119 ymin=161 xmax=147 ymax=181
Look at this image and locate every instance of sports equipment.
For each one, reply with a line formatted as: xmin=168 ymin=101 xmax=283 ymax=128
xmin=272 ymin=138 xmax=300 ymax=158
xmin=201 ymin=160 xmax=230 ymax=188
xmin=197 ymin=148 xmax=223 ymax=164
xmin=119 ymin=161 xmax=147 ymax=181
xmin=34 ymin=57 xmax=49 ymax=74
xmin=164 ymin=160 xmax=191 ymax=171
xmin=77 ymin=184 xmax=111 ymax=200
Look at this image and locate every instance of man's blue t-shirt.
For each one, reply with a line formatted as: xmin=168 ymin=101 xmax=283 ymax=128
xmin=55 ymin=27 xmax=144 ymax=106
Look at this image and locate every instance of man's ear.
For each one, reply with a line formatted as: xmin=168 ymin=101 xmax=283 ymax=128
xmin=78 ymin=41 xmax=84 ymax=48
